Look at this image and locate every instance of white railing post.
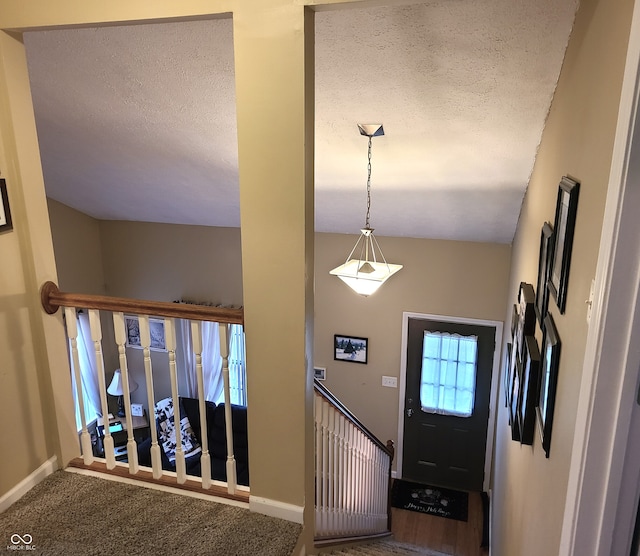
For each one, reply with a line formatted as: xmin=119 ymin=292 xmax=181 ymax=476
xmin=65 ymin=307 xmax=93 ymax=465
xmin=191 ymin=320 xmax=211 ymax=489
xmin=89 ymin=309 xmax=115 ymax=469
xmin=139 ymin=315 xmax=162 ymax=479
xmin=113 ymin=311 xmax=139 ymax=474
xmin=219 ymin=323 xmax=237 ymax=494
xmin=315 ymin=394 xmax=324 ymax=534
xmin=165 ymin=318 xmax=186 ymax=484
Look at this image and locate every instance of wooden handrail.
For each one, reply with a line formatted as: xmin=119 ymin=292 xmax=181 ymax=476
xmin=314 ymin=378 xmax=394 ymax=458
xmin=40 ymin=281 xmax=243 ymax=324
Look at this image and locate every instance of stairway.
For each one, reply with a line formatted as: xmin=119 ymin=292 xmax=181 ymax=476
xmin=329 ymin=539 xmax=452 ymax=555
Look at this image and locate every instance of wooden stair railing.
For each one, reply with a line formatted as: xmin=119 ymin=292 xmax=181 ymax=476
xmin=314 ymin=379 xmax=395 ymax=546
xmin=41 ymin=281 xmax=245 ymax=498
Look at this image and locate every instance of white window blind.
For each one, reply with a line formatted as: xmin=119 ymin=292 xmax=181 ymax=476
xmin=420 ymin=331 xmax=478 ymax=418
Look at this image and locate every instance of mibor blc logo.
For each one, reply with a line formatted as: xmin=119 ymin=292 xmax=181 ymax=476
xmin=7 ymin=534 xmax=35 ymax=551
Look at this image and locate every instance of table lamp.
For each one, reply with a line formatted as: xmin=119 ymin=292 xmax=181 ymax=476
xmin=107 ymin=368 xmax=139 ymax=417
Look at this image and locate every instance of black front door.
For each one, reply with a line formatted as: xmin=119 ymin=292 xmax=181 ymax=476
xmin=402 ymin=318 xmax=495 ymax=492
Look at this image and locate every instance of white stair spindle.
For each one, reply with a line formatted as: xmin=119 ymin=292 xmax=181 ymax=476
xmin=165 ymin=318 xmax=186 ymax=484
xmin=65 ymin=307 xmax=93 ymax=465
xmin=139 ymin=316 xmax=162 ymax=478
xmin=113 ymin=312 xmax=139 ymax=474
xmin=219 ymin=323 xmax=237 ymax=494
xmin=89 ymin=309 xmax=115 ymax=469
xmin=327 ymin=408 xmax=335 ymax=534
xmin=191 ymin=321 xmax=211 ymax=489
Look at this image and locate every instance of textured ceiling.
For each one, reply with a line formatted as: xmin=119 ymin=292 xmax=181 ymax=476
xmin=24 ymin=1 xmax=578 ymax=244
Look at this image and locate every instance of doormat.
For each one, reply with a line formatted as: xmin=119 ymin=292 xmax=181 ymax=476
xmin=391 ymin=479 xmax=468 ymax=522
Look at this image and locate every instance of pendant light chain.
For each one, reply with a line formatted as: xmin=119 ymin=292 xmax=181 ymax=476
xmin=365 ymin=135 xmax=373 ymax=229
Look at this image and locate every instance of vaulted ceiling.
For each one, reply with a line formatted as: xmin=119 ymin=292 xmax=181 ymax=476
xmin=24 ymin=1 xmax=578 ymax=245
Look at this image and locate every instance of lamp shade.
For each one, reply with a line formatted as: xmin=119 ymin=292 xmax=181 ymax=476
xmin=107 ymin=369 xmax=138 ymax=396
xmin=330 ymin=259 xmax=403 ymax=296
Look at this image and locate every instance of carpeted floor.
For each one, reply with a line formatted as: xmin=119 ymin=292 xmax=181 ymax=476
xmin=329 ymin=540 xmax=452 ymax=555
xmin=0 ymin=471 xmax=301 ymax=556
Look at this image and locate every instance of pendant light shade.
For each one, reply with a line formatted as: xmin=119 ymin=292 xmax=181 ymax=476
xmin=330 ymin=124 xmax=403 ymax=296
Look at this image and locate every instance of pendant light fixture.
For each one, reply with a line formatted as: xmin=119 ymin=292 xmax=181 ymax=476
xmin=330 ymin=123 xmax=402 ymax=296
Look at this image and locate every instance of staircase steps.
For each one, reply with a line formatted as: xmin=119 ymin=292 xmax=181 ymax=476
xmin=329 ymin=539 xmax=452 ymax=555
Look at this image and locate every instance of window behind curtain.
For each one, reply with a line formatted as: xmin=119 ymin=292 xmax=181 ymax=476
xmin=420 ymin=331 xmax=478 ymax=418
xmin=228 ymin=324 xmax=247 ymax=406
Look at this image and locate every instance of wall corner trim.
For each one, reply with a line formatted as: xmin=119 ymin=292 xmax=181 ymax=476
xmin=249 ymin=495 xmax=304 ymax=524
xmin=0 ymin=456 xmax=58 ymax=513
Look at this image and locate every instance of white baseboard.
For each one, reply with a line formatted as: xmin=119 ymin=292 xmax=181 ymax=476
xmin=249 ymin=495 xmax=304 ymax=524
xmin=0 ymin=456 xmax=58 ymax=513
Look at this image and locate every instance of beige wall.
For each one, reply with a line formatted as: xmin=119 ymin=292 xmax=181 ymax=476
xmin=47 ymin=199 xmax=106 ymax=295
xmin=315 ymin=233 xmax=511 ymax=468
xmin=491 ymin=0 xmax=635 ymax=554
xmin=99 ymin=220 xmax=243 ymax=305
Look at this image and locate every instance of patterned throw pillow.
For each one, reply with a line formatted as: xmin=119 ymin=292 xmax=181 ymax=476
xmin=154 ymin=397 xmax=202 ymax=464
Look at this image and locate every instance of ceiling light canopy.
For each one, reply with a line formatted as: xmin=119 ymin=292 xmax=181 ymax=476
xmin=330 ymin=124 xmax=402 ymax=296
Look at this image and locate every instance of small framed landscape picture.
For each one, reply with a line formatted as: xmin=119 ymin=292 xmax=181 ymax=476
xmin=314 ymin=367 xmax=326 ymax=381
xmin=334 ymin=334 xmax=368 ymax=364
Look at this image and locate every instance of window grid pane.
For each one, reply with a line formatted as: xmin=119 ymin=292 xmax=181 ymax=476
xmin=420 ymin=331 xmax=478 ymax=418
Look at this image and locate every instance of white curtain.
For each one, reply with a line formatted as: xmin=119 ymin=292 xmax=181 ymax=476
xmin=420 ymin=331 xmax=478 ymax=418
xmin=70 ymin=312 xmax=102 ymax=430
xmin=180 ymin=320 xmax=224 ymax=403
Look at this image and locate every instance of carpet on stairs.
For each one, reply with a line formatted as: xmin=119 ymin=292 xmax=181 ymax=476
xmin=329 ymin=539 xmax=453 ymax=555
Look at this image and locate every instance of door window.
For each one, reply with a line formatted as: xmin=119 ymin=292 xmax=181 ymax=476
xmin=420 ymin=331 xmax=478 ymax=417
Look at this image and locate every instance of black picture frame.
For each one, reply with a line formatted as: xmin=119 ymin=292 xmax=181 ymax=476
xmin=549 ymin=176 xmax=580 ymax=314
xmin=535 ymin=222 xmax=554 ymax=324
xmin=334 ymin=334 xmax=368 ymax=364
xmin=516 ymin=282 xmax=536 ymax=361
xmin=510 ymin=353 xmax=523 ymax=442
xmin=503 ymin=342 xmax=512 ymax=408
xmin=537 ymin=313 xmax=561 ymax=458
xmin=0 ymin=179 xmax=13 ymax=233
xmin=518 ymin=335 xmax=541 ymax=446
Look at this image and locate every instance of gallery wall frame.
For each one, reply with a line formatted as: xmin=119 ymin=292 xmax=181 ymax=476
xmin=510 ymin=354 xmax=523 ymax=442
xmin=503 ymin=342 xmax=512 ymax=408
xmin=518 ymin=335 xmax=541 ymax=446
xmin=0 ymin=179 xmax=13 ymax=233
xmin=125 ymin=315 xmax=167 ymax=351
xmin=536 ymin=222 xmax=554 ymax=324
xmin=537 ymin=313 xmax=561 ymax=458
xmin=516 ymin=282 xmax=536 ymax=361
xmin=334 ymin=334 xmax=368 ymax=364
xmin=549 ymin=176 xmax=580 ymax=314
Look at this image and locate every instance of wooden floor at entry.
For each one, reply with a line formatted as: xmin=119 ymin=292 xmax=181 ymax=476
xmin=391 ymin=491 xmax=489 ymax=556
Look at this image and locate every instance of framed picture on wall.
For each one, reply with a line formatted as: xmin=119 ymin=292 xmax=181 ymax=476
xmin=518 ymin=335 xmax=541 ymax=446
xmin=549 ymin=176 xmax=580 ymax=314
xmin=125 ymin=315 xmax=167 ymax=351
xmin=0 ymin=179 xmax=13 ymax=233
xmin=537 ymin=313 xmax=561 ymax=458
xmin=334 ymin=334 xmax=368 ymax=364
xmin=503 ymin=342 xmax=512 ymax=408
xmin=535 ymin=222 xmax=554 ymax=324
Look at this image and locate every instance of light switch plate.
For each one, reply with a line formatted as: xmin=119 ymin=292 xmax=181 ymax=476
xmin=382 ymin=376 xmax=398 ymax=388
xmin=131 ymin=403 xmax=143 ymax=416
